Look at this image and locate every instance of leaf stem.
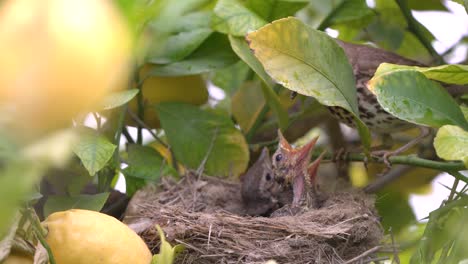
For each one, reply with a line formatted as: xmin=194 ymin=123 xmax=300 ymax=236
xmin=394 ymin=0 xmax=444 ymax=64
xmin=23 ymin=208 xmax=56 ymax=264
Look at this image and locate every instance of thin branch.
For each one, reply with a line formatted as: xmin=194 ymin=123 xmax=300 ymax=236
xmin=364 ymin=165 xmax=412 ymax=193
xmin=196 ymin=127 xmax=219 ymax=179
xmin=122 ymin=127 xmax=135 ymax=144
xmin=127 ymin=109 xmax=168 ymax=148
xmin=315 ymin=151 xmax=466 ymax=176
xmin=343 ymin=245 xmax=382 ymax=264
xmin=394 ymin=0 xmax=444 ymax=64
xmin=92 ymin=112 xmax=102 ymax=130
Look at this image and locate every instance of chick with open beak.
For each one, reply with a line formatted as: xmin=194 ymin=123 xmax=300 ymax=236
xmin=271 ymin=130 xmax=324 ymax=207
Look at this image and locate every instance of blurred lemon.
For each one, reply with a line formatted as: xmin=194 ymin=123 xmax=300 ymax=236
xmin=127 ymin=65 xmax=208 ymax=128
xmin=43 ymin=209 xmax=152 ymax=264
xmin=0 ymin=0 xmax=131 ymax=140
xmin=2 ymin=252 xmax=33 ymax=264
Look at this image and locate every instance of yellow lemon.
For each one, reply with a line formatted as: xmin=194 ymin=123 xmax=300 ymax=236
xmin=43 ymin=209 xmax=152 ymax=264
xmin=126 ymin=65 xmax=208 ymax=128
xmin=2 ymin=253 xmax=33 ymax=264
xmin=0 ymin=0 xmax=131 ymax=140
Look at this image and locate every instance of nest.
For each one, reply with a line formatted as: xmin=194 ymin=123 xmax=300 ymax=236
xmin=123 ymin=172 xmax=383 ymax=264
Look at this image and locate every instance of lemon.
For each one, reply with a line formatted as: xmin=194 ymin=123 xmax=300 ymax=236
xmin=126 ymin=65 xmax=208 ymax=128
xmin=43 ymin=209 xmax=152 ymax=264
xmin=0 ymin=0 xmax=131 ymax=140
xmin=2 ymin=253 xmax=33 ymax=264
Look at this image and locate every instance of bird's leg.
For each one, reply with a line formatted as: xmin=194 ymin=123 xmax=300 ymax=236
xmin=372 ymin=126 xmax=431 ymax=167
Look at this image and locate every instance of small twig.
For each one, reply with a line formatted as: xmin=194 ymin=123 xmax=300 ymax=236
xmin=196 ymin=127 xmax=219 ymax=179
xmin=447 ymin=177 xmax=460 ymax=202
xmin=127 ymin=109 xmax=168 ymax=148
xmin=92 ymin=112 xmax=102 ymax=130
xmin=343 ymin=245 xmax=382 ymax=264
xmin=315 ymin=151 xmax=466 ymax=176
xmin=389 ymin=227 xmax=400 ymax=264
xmin=364 ymin=165 xmax=412 ymax=193
xmin=207 ymin=224 xmax=212 ymax=247
xmin=122 ymin=127 xmax=135 ymax=144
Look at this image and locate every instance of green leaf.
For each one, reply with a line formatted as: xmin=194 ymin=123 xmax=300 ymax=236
xmin=157 ymin=102 xmax=249 ymax=177
xmin=434 ymin=125 xmax=468 ymax=168
xmin=211 ymin=60 xmax=250 ymax=95
xmin=368 ymin=70 xmax=468 ymax=130
xmin=375 ymin=191 xmax=415 ymax=233
xmin=246 ymin=17 xmax=370 ymax=148
xmin=43 ymin=193 xmax=110 ymax=218
xmin=229 ymin=35 xmax=274 ymax=87
xmin=146 ymin=0 xmax=213 ymax=63
xmin=147 ymin=33 xmax=238 ymax=76
xmin=232 ymin=81 xmax=266 ymax=132
xmin=229 ymin=36 xmax=289 ymax=130
xmin=100 ymin=89 xmax=139 ymax=110
xmin=73 ymin=128 xmax=116 ymax=176
xmin=151 ymin=225 xmax=185 ymax=264
xmin=375 ymin=63 xmax=468 ymax=85
xmin=320 ymin=0 xmax=375 ymax=29
xmin=212 ymin=0 xmax=267 ymax=37
xmin=462 ymin=105 xmax=468 ymax=120
xmin=123 ymin=144 xmax=176 ymax=180
xmin=408 ymin=0 xmax=448 ymax=10
xmin=122 ymin=144 xmax=176 ymax=196
xmin=245 ymin=0 xmax=309 ymax=21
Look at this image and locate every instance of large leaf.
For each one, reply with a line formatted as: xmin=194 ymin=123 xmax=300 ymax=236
xmin=73 ymin=128 xmax=116 ymax=176
xmin=368 ymin=70 xmax=468 ymax=130
xmin=157 ymin=102 xmax=249 ymax=176
xmin=212 ymin=0 xmax=267 ymax=37
xmin=245 ymin=0 xmax=309 ymax=21
xmin=246 ymin=17 xmax=370 ymax=148
xmin=434 ymin=125 xmax=468 ymax=168
xmin=375 ymin=63 xmax=468 ymax=85
xmin=232 ymin=81 xmax=266 ymax=133
xmin=123 ymin=144 xmax=177 ymax=196
xmin=146 ymin=0 xmax=213 ymax=63
xmin=229 ymin=36 xmax=288 ymax=130
xmin=43 ymin=193 xmax=110 ymax=218
xmin=146 ymin=33 xmax=238 ymax=76
xmin=100 ymin=89 xmax=139 ymax=110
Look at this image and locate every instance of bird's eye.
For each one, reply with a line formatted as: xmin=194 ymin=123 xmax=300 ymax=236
xmin=275 ymin=153 xmax=283 ymax=162
xmin=265 ymin=173 xmax=272 ymax=181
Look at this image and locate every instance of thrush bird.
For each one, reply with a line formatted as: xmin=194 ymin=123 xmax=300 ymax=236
xmin=271 ymin=130 xmax=324 ymax=207
xmin=327 ymin=41 xmax=467 ymax=164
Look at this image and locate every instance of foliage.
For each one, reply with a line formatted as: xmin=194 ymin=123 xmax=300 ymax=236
xmin=0 ymin=0 xmax=467 ymax=263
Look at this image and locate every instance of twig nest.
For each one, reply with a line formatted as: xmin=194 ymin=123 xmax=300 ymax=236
xmin=124 ymin=172 xmax=383 ymax=263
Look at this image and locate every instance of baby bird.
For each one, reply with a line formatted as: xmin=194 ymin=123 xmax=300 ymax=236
xmin=271 ymin=130 xmax=324 ymax=207
xmin=241 ymin=147 xmax=285 ymax=216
